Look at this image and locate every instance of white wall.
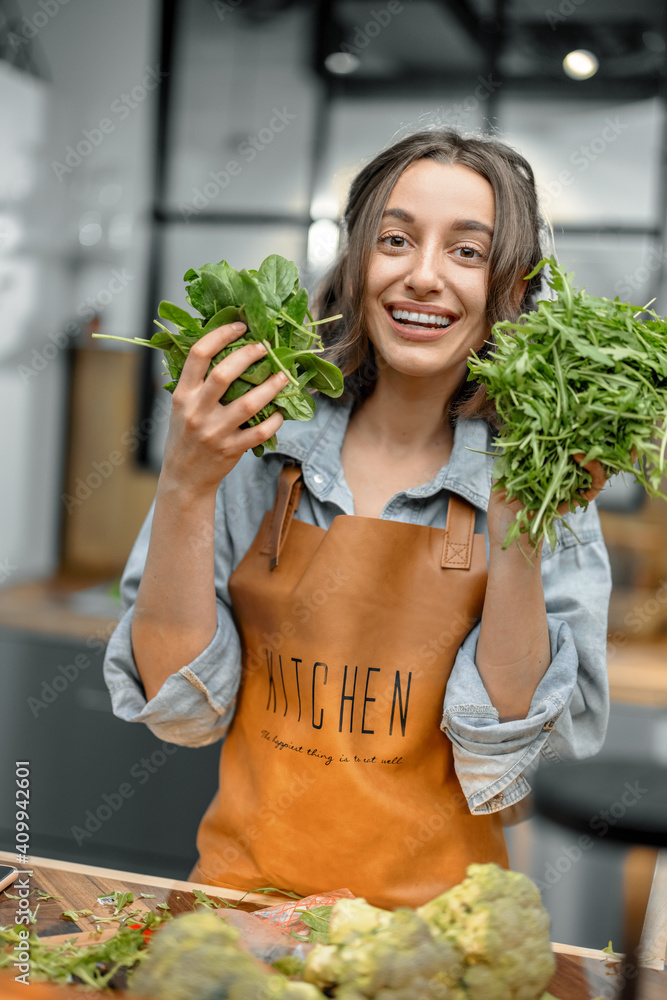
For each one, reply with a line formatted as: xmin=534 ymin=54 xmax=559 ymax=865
xmin=2 ymin=0 xmax=159 ymax=583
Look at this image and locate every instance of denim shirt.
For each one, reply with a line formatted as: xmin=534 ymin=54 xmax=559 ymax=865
xmin=103 ymin=394 xmax=612 ymax=818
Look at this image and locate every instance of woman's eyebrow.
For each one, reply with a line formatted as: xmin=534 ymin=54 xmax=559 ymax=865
xmin=451 ymin=219 xmax=494 ymax=239
xmin=381 ymin=209 xmax=494 ymax=240
xmin=381 ymin=208 xmax=413 ymax=223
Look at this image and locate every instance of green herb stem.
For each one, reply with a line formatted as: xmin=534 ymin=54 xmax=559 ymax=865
xmin=91 ymin=334 xmax=162 ymax=349
xmin=261 ymin=340 xmax=299 ymax=386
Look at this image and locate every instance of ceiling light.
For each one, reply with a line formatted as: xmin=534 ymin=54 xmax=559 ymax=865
xmin=324 ymin=51 xmax=360 ymax=75
xmin=307 ymin=219 xmax=339 ymax=270
xmin=563 ymin=49 xmax=599 ymax=80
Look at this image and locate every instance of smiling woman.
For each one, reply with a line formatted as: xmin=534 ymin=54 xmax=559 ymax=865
xmin=103 ymin=127 xmax=613 ymax=908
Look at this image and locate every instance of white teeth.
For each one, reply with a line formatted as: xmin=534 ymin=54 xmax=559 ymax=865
xmin=391 ymin=309 xmax=452 ymax=327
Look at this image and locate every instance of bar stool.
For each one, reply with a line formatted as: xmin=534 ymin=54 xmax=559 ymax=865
xmin=533 ymin=759 xmax=667 ymax=1000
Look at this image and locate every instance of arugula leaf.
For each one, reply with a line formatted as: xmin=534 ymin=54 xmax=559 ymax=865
xmin=241 ymin=886 xmax=303 ymax=899
xmin=295 ymin=904 xmax=332 ymax=938
xmin=191 ymin=888 xmax=232 ymax=909
xmin=112 ymin=891 xmax=134 ymax=915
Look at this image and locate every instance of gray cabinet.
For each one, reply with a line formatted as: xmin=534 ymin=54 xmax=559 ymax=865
xmin=0 ymin=629 xmax=221 ymax=879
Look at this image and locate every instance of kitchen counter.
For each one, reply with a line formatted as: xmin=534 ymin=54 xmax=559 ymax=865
xmin=1 ymin=852 xmax=666 ymax=999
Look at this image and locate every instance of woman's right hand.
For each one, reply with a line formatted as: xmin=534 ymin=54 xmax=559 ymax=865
xmin=161 ymin=320 xmax=288 ymax=496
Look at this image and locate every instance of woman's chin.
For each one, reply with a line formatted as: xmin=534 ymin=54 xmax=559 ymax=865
xmin=373 ymin=344 xmax=463 ymax=381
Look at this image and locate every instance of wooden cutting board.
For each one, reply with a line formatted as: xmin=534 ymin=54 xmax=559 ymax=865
xmin=1 ymin=853 xmax=665 ymax=999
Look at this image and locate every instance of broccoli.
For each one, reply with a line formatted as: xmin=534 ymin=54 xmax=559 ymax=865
xmin=417 ymin=864 xmax=556 ymax=1000
xmin=127 ymin=910 xmax=324 ymax=1000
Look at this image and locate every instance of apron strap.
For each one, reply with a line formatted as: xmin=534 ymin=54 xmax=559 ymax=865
xmin=262 ymin=468 xmax=476 ymax=572
xmin=441 ymin=493 xmax=476 ymax=570
xmin=260 ymin=464 xmax=304 ymax=569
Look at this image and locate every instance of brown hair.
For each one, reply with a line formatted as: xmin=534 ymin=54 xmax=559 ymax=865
xmin=314 ymin=128 xmax=547 ymax=424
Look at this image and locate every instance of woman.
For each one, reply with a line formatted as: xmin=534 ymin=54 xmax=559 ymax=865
xmin=104 ymin=129 xmax=612 ymax=908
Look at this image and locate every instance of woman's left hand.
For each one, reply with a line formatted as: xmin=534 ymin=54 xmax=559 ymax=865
xmin=486 ymin=453 xmax=607 ymax=556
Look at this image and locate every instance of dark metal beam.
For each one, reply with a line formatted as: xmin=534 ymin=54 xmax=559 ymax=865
xmin=136 ymin=0 xmax=179 ymax=469
xmin=435 ymin=0 xmax=485 ymax=52
xmin=325 ymin=73 xmax=661 ymax=102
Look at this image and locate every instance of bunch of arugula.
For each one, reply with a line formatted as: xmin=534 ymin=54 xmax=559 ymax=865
xmin=93 ymin=254 xmax=344 ymax=457
xmin=467 ymin=255 xmax=667 ymax=550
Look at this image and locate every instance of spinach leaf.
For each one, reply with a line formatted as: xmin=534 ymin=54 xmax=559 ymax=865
xmin=238 ymin=271 xmax=276 ymax=342
xmin=257 ymin=254 xmax=299 ymax=302
xmin=93 ymin=254 xmax=343 ymax=457
xmin=158 ymin=301 xmax=202 ymax=334
xmin=296 ymin=353 xmax=345 ymax=397
xmin=185 ymin=270 xmax=233 ymax=320
xmin=202 ymin=305 xmax=244 ymax=334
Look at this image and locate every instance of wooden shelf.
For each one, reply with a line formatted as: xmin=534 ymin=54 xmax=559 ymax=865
xmin=0 ymin=574 xmax=121 ymax=643
xmin=608 ymin=642 xmax=667 ymax=707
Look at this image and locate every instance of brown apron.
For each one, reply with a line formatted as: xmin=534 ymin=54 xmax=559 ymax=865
xmin=192 ymin=464 xmax=508 ymax=908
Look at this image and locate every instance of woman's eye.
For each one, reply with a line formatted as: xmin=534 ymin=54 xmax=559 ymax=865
xmin=379 ymin=233 xmax=408 ymax=249
xmin=454 ymin=246 xmax=482 ymax=260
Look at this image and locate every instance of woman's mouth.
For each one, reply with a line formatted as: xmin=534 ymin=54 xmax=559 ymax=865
xmin=385 ymin=306 xmax=457 ymax=342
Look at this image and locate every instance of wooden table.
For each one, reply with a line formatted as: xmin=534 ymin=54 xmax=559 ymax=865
xmin=1 ymin=852 xmax=666 ymax=999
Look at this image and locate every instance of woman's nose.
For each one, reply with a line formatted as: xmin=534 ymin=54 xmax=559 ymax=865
xmin=404 ymin=248 xmax=445 ymax=295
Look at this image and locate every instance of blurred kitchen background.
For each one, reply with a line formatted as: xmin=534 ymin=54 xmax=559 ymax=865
xmin=1 ymin=0 xmax=666 ymax=955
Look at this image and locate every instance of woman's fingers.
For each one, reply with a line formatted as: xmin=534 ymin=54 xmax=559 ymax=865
xmin=552 ymin=454 xmax=607 ymax=514
xmin=177 ymin=321 xmax=252 ymax=391
xmin=222 ymin=368 xmax=288 ymax=422
xmin=573 ymin=453 xmax=606 ymax=498
xmin=228 ymin=406 xmax=285 ymax=453
xmin=199 ymin=342 xmax=274 ymax=407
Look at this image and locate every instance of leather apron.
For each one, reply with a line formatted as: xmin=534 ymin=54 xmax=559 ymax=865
xmin=192 ymin=464 xmax=508 ymax=908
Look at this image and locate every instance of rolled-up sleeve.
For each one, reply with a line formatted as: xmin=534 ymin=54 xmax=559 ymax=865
xmin=442 ymin=504 xmax=612 ymax=815
xmin=103 ymin=482 xmax=244 ymax=747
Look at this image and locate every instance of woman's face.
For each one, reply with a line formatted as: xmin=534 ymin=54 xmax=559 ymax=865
xmin=363 ymin=159 xmax=495 ymax=383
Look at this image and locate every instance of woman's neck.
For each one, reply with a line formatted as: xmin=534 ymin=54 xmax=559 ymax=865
xmin=350 ymin=368 xmax=457 ymax=454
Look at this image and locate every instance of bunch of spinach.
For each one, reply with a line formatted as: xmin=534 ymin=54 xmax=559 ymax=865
xmin=94 ymin=254 xmax=343 ymax=456
xmin=467 ymin=255 xmax=667 ymax=550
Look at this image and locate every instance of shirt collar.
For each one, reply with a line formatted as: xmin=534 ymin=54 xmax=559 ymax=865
xmin=269 ymin=395 xmax=495 ymax=511
xmin=269 ymin=396 xmax=353 ymax=504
